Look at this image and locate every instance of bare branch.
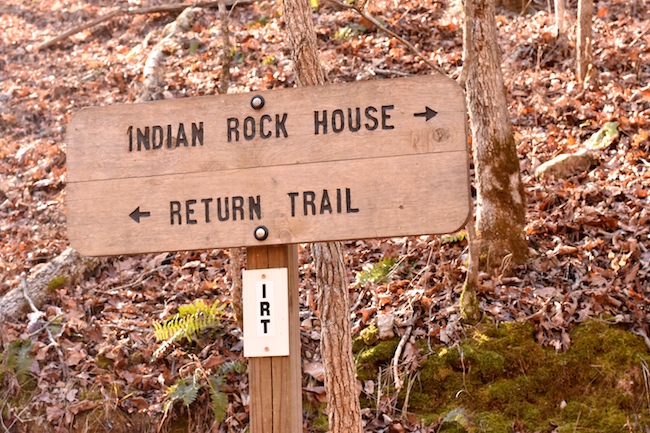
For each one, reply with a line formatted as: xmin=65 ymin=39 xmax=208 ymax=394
xmin=37 ymin=0 xmax=254 ymax=51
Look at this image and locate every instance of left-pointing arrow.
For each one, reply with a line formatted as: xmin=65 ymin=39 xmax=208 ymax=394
xmin=129 ymin=207 xmax=151 ymax=223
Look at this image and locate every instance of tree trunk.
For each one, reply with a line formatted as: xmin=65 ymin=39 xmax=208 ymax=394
xmin=555 ymin=0 xmax=566 ymax=40
xmin=464 ymin=0 xmax=527 ymax=272
xmin=281 ymin=0 xmax=363 ymax=431
xmin=312 ymin=242 xmax=363 ymax=432
xmin=282 ymin=0 xmax=325 ymax=87
xmin=576 ymin=0 xmax=593 ymax=82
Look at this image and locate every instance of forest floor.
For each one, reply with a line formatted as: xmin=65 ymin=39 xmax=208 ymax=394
xmin=1 ymin=0 xmax=649 ymax=432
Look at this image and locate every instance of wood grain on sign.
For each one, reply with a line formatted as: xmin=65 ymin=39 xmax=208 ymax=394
xmin=66 ymin=75 xmax=470 ymax=255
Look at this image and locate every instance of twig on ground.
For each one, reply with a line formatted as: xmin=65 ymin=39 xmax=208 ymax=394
xmin=20 ymin=275 xmax=41 ymax=315
xmin=101 ymin=324 xmax=150 ymax=333
xmin=21 ymin=275 xmax=68 ymax=378
xmin=0 ymin=400 xmax=11 ymax=433
xmin=27 ymin=315 xmax=62 ymax=338
xmin=37 ymin=8 xmax=122 ymax=51
xmin=101 ymin=265 xmax=170 ymax=294
xmin=350 ymin=288 xmax=367 ymax=312
xmin=400 ymin=371 xmax=418 ymax=419
xmin=630 ymin=23 xmax=650 ymax=47
xmin=327 ymin=0 xmax=447 ymax=75
xmin=369 ymin=68 xmax=412 ymax=77
xmin=391 ymin=323 xmax=413 ymax=391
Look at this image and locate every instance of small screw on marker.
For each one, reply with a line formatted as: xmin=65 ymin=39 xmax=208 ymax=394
xmin=251 ymin=95 xmax=265 ymax=110
xmin=254 ymin=225 xmax=269 ymax=241
xmin=264 ymin=347 xmax=270 ymax=352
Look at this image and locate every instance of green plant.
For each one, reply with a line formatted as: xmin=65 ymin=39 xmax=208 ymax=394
xmin=355 ymin=257 xmax=397 ymax=286
xmin=164 ymin=360 xmax=246 ymax=424
xmin=0 ymin=339 xmax=34 ymax=386
xmin=229 ymin=46 xmax=245 ymax=64
xmin=153 ymin=299 xmax=225 ymax=359
xmin=441 ymin=230 xmax=468 ymax=244
xmin=334 ymin=23 xmax=368 ymax=40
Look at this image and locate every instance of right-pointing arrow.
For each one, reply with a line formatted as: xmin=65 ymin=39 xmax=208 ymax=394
xmin=129 ymin=207 xmax=151 ymax=223
xmin=414 ymin=106 xmax=438 ymax=121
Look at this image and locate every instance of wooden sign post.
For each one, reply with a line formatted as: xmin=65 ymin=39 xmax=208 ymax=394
xmin=66 ymin=74 xmax=470 ymax=432
xmin=246 ymin=246 xmax=302 ymax=432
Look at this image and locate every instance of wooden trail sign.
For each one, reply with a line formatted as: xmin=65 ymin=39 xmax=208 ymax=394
xmin=66 ymin=75 xmax=470 ymax=256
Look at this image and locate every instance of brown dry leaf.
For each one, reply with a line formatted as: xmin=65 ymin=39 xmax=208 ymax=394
xmin=625 ymin=263 xmax=641 ymax=284
xmin=64 ymin=400 xmax=101 ymax=425
xmin=202 ymin=353 xmax=226 ymax=370
xmin=65 ymin=343 xmax=87 ymax=367
xmin=361 ymin=307 xmax=377 ymax=322
xmin=46 ymin=404 xmax=65 ymax=423
xmin=632 ymin=129 xmax=648 ymax=147
xmin=639 ymin=85 xmax=650 ymax=102
xmin=303 ymin=386 xmax=327 ymax=403
xmin=546 ymin=244 xmax=579 ymax=258
xmin=304 ymin=362 xmax=325 ymax=382
xmin=127 ymin=397 xmax=149 ymax=411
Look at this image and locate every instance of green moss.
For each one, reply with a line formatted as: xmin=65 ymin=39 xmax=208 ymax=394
xmin=465 ymin=347 xmax=505 ymax=381
xmin=96 ymin=354 xmax=114 ymax=369
xmin=356 ymin=338 xmax=399 ymax=381
xmin=475 ymin=412 xmax=511 ymax=432
xmin=129 ymin=351 xmax=145 ymax=365
xmin=358 ymin=338 xmax=398 ymax=365
xmin=303 ymin=399 xmax=328 ymax=432
xmin=312 ymin=411 xmax=329 ymax=432
xmin=48 ymin=275 xmax=68 ymax=291
xmin=360 ymin=325 xmax=379 ymax=346
xmin=404 ymin=319 xmax=650 ymax=432
xmin=353 ymin=325 xmax=380 ymax=355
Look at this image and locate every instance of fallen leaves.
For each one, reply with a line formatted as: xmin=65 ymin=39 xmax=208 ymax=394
xmin=1 ymin=0 xmax=649 ymax=432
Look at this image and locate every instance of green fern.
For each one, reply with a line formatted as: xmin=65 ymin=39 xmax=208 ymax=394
xmin=156 ymin=299 xmax=239 ymax=425
xmin=164 ymin=371 xmax=201 ymax=415
xmin=0 ymin=339 xmax=34 ymax=385
xmin=207 ymin=375 xmax=228 ymax=423
xmin=153 ymin=299 xmax=225 ymax=360
xmin=355 ymin=257 xmax=397 ymax=287
xmin=164 ymin=368 xmax=236 ymax=424
xmin=217 ymin=360 xmax=247 ymax=375
xmin=441 ymin=230 xmax=468 ymax=244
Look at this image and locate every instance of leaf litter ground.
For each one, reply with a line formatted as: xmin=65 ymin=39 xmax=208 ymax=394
xmin=0 ymin=0 xmax=649 ymax=431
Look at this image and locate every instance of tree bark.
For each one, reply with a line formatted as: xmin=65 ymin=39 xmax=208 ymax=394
xmin=464 ymin=0 xmax=527 ymax=272
xmin=282 ymin=0 xmax=325 ymax=87
xmin=312 ymin=242 xmax=363 ymax=432
xmin=282 ymin=0 xmax=363 ymax=431
xmin=460 ymin=219 xmax=481 ymax=324
xmin=555 ymin=0 xmax=566 ymax=40
xmin=576 ymin=0 xmax=593 ymax=82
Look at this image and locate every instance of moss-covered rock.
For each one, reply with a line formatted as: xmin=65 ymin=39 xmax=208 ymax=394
xmin=401 ymin=319 xmax=650 ymax=432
